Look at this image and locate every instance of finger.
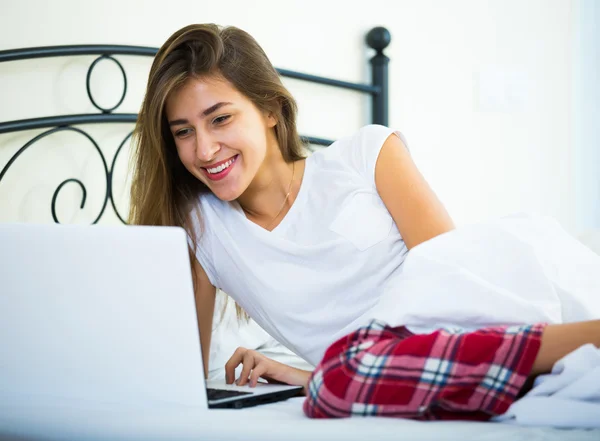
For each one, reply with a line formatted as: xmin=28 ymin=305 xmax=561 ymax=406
xmin=249 ymin=364 xmax=268 ymax=388
xmin=237 ymin=351 xmax=255 ymax=386
xmin=224 ymin=347 xmax=246 ymax=384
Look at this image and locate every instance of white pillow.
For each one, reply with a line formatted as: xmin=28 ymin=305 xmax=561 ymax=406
xmin=208 ymin=290 xmax=314 ymax=381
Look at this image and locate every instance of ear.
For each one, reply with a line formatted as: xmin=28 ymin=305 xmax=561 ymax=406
xmin=266 ymin=111 xmax=277 ymax=128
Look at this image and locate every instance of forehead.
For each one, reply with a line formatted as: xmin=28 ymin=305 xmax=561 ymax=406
xmin=165 ymin=76 xmax=244 ymax=116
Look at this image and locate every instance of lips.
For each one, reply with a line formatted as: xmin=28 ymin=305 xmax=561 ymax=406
xmin=201 ymin=155 xmax=238 ymax=181
xmin=204 ymin=156 xmax=236 ymax=170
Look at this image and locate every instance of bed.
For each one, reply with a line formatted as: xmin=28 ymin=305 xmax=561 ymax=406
xmin=1 ymin=26 xmax=599 ymax=441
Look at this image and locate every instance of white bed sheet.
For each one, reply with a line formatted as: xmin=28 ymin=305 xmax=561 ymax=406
xmin=6 ymin=224 xmax=600 ymax=440
xmin=1 ymin=398 xmax=599 ymax=441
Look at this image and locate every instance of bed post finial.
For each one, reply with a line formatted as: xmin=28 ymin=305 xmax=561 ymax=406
xmin=366 ymin=27 xmax=391 ymax=127
xmin=366 ymin=26 xmax=391 ymax=54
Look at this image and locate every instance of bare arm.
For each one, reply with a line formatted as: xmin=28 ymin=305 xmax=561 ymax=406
xmin=191 ymin=256 xmax=216 ymax=379
xmin=375 ymin=133 xmax=455 ymax=250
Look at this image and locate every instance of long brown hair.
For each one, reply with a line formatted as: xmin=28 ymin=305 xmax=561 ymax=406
xmin=129 ymin=23 xmax=306 ymax=320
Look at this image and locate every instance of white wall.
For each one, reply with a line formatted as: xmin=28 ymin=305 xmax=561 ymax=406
xmin=0 ymin=0 xmax=595 ymax=233
xmin=573 ymin=0 xmax=600 ymax=233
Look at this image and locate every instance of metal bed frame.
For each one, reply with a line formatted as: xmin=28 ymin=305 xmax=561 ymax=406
xmin=0 ymin=26 xmax=391 ymax=224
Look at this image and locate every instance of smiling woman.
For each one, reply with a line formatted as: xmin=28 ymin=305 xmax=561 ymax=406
xmin=130 ymin=24 xmax=307 ymax=232
xmin=0 ymin=23 xmax=396 ymax=400
xmin=127 ymin=22 xmax=600 ymax=425
xmin=128 ymin=23 xmax=312 ymax=377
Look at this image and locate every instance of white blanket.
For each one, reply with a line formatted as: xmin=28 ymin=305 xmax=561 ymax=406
xmin=371 ymin=212 xmax=600 ymax=332
xmin=494 ymin=343 xmax=600 ymax=428
xmin=366 ymin=212 xmax=600 ymax=428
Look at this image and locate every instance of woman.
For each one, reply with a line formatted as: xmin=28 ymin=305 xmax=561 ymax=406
xmin=129 ymin=23 xmax=600 ymax=421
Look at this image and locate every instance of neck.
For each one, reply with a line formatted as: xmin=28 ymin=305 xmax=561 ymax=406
xmin=237 ymin=150 xmax=297 ymax=227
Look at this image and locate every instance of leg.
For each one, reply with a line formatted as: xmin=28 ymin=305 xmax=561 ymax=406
xmin=303 ymin=319 xmax=600 ymax=420
xmin=532 ymin=319 xmax=600 ymax=374
xmin=303 ymin=320 xmax=545 ymax=421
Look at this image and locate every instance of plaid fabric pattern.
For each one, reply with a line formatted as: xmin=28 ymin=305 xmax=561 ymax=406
xmin=303 ymin=320 xmax=545 ymax=421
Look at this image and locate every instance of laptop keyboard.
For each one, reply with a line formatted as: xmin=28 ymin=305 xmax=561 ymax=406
xmin=206 ymin=388 xmax=253 ymax=401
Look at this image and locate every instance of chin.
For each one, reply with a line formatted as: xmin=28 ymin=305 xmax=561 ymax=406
xmin=201 ymin=169 xmax=249 ymax=202
xmin=210 ymin=187 xmax=243 ymax=202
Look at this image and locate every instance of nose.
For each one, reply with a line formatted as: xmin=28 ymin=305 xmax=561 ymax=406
xmin=195 ymin=135 xmax=221 ymax=164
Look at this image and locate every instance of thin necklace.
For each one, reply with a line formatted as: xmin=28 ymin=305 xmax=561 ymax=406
xmin=265 ymin=161 xmax=296 ymax=231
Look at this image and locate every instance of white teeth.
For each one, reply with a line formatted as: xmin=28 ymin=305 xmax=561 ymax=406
xmin=207 ymin=158 xmax=234 ymax=174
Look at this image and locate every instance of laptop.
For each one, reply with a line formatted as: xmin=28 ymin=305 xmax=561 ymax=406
xmin=0 ymin=223 xmax=303 ymax=410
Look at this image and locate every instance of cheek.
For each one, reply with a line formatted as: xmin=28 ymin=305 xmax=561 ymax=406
xmin=177 ymin=147 xmax=197 ymax=175
xmin=237 ymin=127 xmax=267 ymax=158
xmin=175 ymin=144 xmax=197 ymax=171
xmin=238 ymin=142 xmax=264 ymax=174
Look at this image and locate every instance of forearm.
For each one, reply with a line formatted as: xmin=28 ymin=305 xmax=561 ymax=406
xmin=531 ymin=319 xmax=600 ymax=375
xmin=281 ymin=366 xmax=312 ymax=392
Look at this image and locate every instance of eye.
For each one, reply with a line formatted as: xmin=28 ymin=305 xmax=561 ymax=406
xmin=175 ymin=128 xmax=193 ymax=138
xmin=213 ymin=115 xmax=231 ymax=125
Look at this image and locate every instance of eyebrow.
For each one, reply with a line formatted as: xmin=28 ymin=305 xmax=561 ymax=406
xmin=168 ymin=102 xmax=233 ymax=127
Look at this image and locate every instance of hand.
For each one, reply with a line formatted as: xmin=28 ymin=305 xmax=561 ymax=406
xmin=224 ymin=347 xmax=311 ymax=389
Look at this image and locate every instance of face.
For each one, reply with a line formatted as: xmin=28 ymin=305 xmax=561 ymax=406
xmin=165 ymin=76 xmax=277 ymax=201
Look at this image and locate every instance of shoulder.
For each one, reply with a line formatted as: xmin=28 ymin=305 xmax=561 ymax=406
xmin=349 ymin=124 xmax=400 ymax=144
xmin=187 ymin=192 xmax=227 ymax=239
xmin=320 ymin=125 xmax=408 ymax=185
xmin=323 ymin=125 xmax=405 ymax=158
xmin=356 ymin=124 xmax=399 ymax=139
xmin=186 ymin=193 xmax=225 ymax=288
xmin=327 ymin=124 xmax=396 ymax=149
xmin=354 ymin=124 xmax=409 ymax=151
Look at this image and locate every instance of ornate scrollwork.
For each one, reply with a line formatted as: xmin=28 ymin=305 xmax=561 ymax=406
xmin=86 ymin=54 xmax=127 ymax=114
xmin=0 ymin=30 xmax=390 ymax=224
xmin=0 ymin=126 xmax=134 ymax=224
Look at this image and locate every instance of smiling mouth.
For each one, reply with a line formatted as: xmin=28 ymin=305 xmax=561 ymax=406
xmin=201 ymin=155 xmax=239 ymax=181
xmin=204 ymin=156 xmax=236 ymax=174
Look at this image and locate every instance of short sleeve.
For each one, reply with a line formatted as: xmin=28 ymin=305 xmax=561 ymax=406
xmin=339 ymin=124 xmax=410 ymax=187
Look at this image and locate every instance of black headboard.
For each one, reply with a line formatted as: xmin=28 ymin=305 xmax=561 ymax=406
xmin=0 ymin=26 xmax=391 ymax=224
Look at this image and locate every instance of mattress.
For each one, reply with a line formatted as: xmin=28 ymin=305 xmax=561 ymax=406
xmin=1 ymin=398 xmax=598 ymax=441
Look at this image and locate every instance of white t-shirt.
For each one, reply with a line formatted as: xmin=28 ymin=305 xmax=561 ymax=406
xmin=191 ymin=125 xmax=600 ymax=366
xmin=191 ymin=124 xmax=409 ymax=365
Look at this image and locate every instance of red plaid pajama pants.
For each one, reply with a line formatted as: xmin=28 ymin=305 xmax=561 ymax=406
xmin=303 ymin=320 xmax=545 ymax=421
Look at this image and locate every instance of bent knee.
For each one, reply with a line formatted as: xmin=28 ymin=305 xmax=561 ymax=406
xmin=303 ymin=365 xmax=353 ymax=419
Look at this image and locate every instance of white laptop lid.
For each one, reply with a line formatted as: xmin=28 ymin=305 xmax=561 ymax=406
xmin=0 ymin=223 xmax=208 ymax=410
